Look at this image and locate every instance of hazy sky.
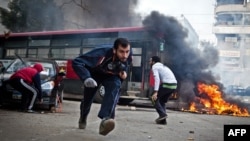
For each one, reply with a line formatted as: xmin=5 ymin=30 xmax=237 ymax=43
xmin=0 ymin=0 xmax=216 ymax=43
xmin=136 ymin=0 xmax=216 ymax=43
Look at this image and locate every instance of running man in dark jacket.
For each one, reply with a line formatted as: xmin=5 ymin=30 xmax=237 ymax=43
xmin=72 ymin=38 xmax=132 ymax=136
xmin=9 ymin=63 xmax=44 ymax=113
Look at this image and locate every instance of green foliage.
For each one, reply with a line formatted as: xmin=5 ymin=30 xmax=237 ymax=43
xmin=0 ymin=0 xmax=64 ymax=32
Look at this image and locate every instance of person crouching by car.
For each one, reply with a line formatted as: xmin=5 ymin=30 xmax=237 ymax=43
xmin=8 ymin=63 xmax=44 ymax=113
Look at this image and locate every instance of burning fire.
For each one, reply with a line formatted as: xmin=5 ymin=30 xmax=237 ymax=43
xmin=188 ymin=82 xmax=249 ymax=117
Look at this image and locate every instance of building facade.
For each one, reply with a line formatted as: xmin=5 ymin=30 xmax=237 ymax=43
xmin=213 ymin=0 xmax=250 ymax=86
xmin=178 ymin=15 xmax=199 ymax=49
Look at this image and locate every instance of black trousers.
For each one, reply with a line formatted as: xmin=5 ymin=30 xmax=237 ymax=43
xmin=9 ymin=78 xmax=37 ymax=110
xmin=154 ymin=84 xmax=176 ymax=117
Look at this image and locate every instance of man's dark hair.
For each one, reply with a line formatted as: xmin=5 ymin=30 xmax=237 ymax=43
xmin=151 ymin=56 xmax=161 ymax=63
xmin=113 ymin=38 xmax=130 ymax=49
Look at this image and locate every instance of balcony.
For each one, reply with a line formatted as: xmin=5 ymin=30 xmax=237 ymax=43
xmin=213 ymin=26 xmax=250 ymax=34
xmin=216 ymin=0 xmax=244 ymax=6
xmin=215 ymin=4 xmax=250 ymax=14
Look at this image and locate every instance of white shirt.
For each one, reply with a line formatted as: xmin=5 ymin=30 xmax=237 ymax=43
xmin=152 ymin=62 xmax=177 ymax=91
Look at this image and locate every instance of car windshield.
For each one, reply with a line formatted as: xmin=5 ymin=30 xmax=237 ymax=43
xmin=5 ymin=59 xmax=55 ymax=81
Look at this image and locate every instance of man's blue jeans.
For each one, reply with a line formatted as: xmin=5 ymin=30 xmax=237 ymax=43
xmin=80 ymin=75 xmax=121 ymax=119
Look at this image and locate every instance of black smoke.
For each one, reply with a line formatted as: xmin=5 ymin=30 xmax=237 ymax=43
xmin=142 ymin=11 xmax=221 ymax=103
xmin=84 ymin=0 xmax=139 ymax=28
xmin=60 ymin=0 xmax=141 ymax=28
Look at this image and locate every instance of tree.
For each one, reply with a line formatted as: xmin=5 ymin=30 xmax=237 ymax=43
xmin=0 ymin=0 xmax=64 ymax=32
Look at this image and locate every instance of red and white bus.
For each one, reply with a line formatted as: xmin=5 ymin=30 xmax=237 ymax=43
xmin=0 ymin=27 xmax=168 ymax=104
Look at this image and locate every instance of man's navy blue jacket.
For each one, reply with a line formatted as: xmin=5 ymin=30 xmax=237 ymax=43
xmin=72 ymin=47 xmax=133 ymax=83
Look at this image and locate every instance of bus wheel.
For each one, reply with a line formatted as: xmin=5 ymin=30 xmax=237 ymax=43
xmin=118 ymin=98 xmax=135 ymax=105
xmin=94 ymin=85 xmax=105 ymax=103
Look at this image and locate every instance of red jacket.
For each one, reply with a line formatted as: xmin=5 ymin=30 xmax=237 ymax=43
xmin=10 ymin=63 xmax=44 ymax=100
xmin=10 ymin=63 xmax=43 ymax=84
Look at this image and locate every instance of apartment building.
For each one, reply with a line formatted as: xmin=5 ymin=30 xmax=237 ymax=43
xmin=213 ymin=0 xmax=250 ymax=86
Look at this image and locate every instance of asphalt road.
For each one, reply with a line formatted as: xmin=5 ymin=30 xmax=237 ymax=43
xmin=0 ymin=100 xmax=249 ymax=141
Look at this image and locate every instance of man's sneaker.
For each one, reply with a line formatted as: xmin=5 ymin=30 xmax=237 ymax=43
xmin=26 ymin=109 xmax=35 ymax=113
xmin=156 ymin=119 xmax=167 ymax=125
xmin=78 ymin=116 xmax=87 ymax=129
xmin=155 ymin=115 xmax=167 ymax=124
xmin=99 ymin=118 xmax=115 ymax=136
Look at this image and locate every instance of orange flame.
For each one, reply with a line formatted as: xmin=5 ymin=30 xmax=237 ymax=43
xmin=189 ymin=82 xmax=249 ymax=117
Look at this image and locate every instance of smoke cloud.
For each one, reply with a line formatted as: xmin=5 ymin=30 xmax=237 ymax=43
xmin=84 ymin=0 xmax=140 ymax=28
xmin=59 ymin=0 xmax=141 ymax=29
xmin=142 ymin=11 xmax=221 ymax=103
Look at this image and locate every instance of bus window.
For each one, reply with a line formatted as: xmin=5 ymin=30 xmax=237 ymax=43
xmin=65 ymin=48 xmax=80 ymax=58
xmin=5 ymin=49 xmax=16 ymax=58
xmin=51 ymin=35 xmax=81 ymax=47
xmin=16 ymin=48 xmax=27 ymax=57
xmin=38 ymin=48 xmax=50 ymax=58
xmin=5 ymin=48 xmax=26 ymax=58
xmin=118 ymin=31 xmax=146 ymax=41
xmin=130 ymin=48 xmax=142 ymax=82
xmin=29 ymin=39 xmax=50 ymax=47
xmin=50 ymin=48 xmax=65 ymax=58
xmin=82 ymin=37 xmax=116 ymax=45
xmin=82 ymin=48 xmax=92 ymax=54
xmin=5 ymin=40 xmax=27 ymax=48
xmin=27 ymin=48 xmax=50 ymax=58
xmin=27 ymin=48 xmax=37 ymax=58
xmin=132 ymin=48 xmax=142 ymax=54
xmin=132 ymin=56 xmax=141 ymax=66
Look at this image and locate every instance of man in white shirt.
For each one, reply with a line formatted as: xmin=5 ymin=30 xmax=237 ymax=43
xmin=149 ymin=56 xmax=177 ymax=125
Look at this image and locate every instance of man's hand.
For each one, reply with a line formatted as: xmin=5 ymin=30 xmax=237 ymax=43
xmin=119 ymin=71 xmax=127 ymax=80
xmin=84 ymin=78 xmax=97 ymax=88
xmin=152 ymin=92 xmax=158 ymax=101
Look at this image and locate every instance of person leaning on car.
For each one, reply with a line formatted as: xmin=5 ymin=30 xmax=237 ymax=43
xmin=8 ymin=63 xmax=44 ymax=113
